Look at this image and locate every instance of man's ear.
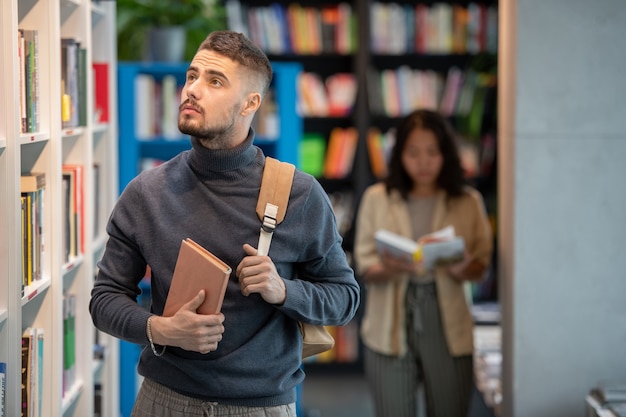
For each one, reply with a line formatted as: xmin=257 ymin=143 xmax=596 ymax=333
xmin=242 ymin=93 xmax=262 ymax=115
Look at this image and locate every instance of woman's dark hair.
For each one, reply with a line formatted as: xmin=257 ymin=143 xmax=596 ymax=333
xmin=198 ymin=30 xmax=273 ymax=96
xmin=384 ymin=109 xmax=466 ymax=199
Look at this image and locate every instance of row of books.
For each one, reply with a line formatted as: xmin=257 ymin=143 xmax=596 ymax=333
xmin=134 ymin=74 xmax=185 ymax=141
xmin=370 ymin=2 xmax=498 ymax=55
xmin=21 ymin=173 xmax=46 ymax=295
xmin=18 ymin=29 xmax=40 ymax=134
xmin=21 ymin=327 xmax=44 ymax=417
xmin=17 ymin=30 xmax=109 ymax=133
xmin=369 ymin=66 xmax=495 ymax=131
xmin=226 ymin=1 xmax=356 ymax=55
xmin=62 ymin=40 xmax=111 ymax=128
xmin=298 ymin=127 xmax=357 ymax=180
xmin=297 ymin=72 xmax=357 ymax=118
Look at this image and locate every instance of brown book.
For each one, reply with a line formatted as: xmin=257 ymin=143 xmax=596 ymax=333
xmin=163 ymin=238 xmax=231 ymax=316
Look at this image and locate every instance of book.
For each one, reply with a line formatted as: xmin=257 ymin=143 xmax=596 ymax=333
xmin=163 ymin=238 xmax=232 ymax=316
xmin=21 ymin=333 xmax=31 ymax=417
xmin=375 ymin=226 xmax=465 ymax=269
xmin=92 ymin=62 xmax=109 ymax=123
xmin=0 ymin=362 xmax=5 ymax=417
xmin=20 ymin=172 xmax=45 ymax=193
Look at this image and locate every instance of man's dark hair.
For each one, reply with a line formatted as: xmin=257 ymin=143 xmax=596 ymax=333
xmin=198 ymin=30 xmax=273 ymax=96
xmin=384 ymin=109 xmax=466 ymax=199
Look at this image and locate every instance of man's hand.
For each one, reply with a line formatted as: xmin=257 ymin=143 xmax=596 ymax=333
xmin=236 ymin=243 xmax=287 ymax=305
xmin=150 ymin=290 xmax=225 ymax=354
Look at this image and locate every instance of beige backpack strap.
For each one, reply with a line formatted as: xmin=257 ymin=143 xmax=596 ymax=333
xmin=256 ymin=156 xmax=295 ymax=225
xmin=256 ymin=157 xmax=295 ymax=256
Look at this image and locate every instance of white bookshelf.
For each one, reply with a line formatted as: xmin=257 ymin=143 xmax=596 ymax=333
xmin=0 ymin=0 xmax=118 ymax=416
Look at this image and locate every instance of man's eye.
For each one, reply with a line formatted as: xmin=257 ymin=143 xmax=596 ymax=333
xmin=186 ymin=73 xmax=197 ymax=81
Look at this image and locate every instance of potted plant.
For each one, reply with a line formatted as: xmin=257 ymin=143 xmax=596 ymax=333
xmin=116 ymin=0 xmax=227 ymax=62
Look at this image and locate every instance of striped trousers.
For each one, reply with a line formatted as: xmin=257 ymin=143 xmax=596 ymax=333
xmin=364 ymin=282 xmax=473 ymax=417
xmin=130 ymin=378 xmax=297 ymax=417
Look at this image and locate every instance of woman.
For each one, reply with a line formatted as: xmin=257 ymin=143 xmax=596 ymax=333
xmin=354 ymin=109 xmax=493 ymax=417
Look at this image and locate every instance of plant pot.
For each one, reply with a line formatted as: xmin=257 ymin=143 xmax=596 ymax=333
xmin=147 ymin=26 xmax=186 ymax=62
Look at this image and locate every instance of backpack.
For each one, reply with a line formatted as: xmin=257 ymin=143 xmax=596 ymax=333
xmin=257 ymin=157 xmax=335 ymax=359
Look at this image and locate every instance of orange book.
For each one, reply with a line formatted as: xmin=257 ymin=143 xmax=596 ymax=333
xmin=163 ymin=238 xmax=231 ymax=316
xmin=367 ymin=128 xmax=387 ymax=179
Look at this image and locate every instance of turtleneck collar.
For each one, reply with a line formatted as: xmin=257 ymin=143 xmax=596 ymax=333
xmin=187 ymin=129 xmax=260 ymax=177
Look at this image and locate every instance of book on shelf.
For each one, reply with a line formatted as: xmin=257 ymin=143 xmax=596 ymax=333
xmin=322 ymin=127 xmax=357 ymax=179
xmin=366 ymin=127 xmax=388 ymax=179
xmin=298 ymin=133 xmax=326 ymax=178
xmin=61 ymin=38 xmax=80 ymax=129
xmin=21 ymin=334 xmax=30 ymax=417
xmin=62 ymin=164 xmax=84 ymax=260
xmin=21 ymin=328 xmax=43 ymax=417
xmin=374 ymin=225 xmax=465 ymax=269
xmin=21 ymin=172 xmax=45 ymax=286
xmin=163 ymin=238 xmax=232 ymax=316
xmin=18 ymin=29 xmax=40 ymax=134
xmin=93 ymin=163 xmax=101 ymax=237
xmin=0 ymin=362 xmax=5 ymax=417
xmin=63 ymin=293 xmax=76 ymax=396
xmin=325 ymin=73 xmax=357 ymax=117
xmin=92 ymin=62 xmax=110 ymax=123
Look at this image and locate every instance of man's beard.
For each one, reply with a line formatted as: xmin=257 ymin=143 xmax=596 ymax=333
xmin=178 ymin=104 xmax=238 ymax=141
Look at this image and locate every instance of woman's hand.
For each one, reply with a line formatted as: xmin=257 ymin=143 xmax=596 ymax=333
xmin=447 ymin=251 xmax=487 ymax=282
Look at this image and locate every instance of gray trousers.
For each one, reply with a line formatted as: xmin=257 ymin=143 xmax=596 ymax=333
xmin=364 ymin=282 xmax=473 ymax=417
xmin=131 ymin=378 xmax=297 ymax=417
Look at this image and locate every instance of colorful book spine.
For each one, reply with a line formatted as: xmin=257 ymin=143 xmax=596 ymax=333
xmin=0 ymin=362 xmax=6 ymax=417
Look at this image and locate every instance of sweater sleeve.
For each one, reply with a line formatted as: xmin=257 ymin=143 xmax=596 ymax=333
xmin=276 ymin=175 xmax=360 ymax=327
xmin=89 ymin=177 xmax=153 ymax=345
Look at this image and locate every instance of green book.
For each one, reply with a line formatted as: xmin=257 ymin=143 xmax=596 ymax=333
xmin=299 ymin=133 xmax=326 ymax=178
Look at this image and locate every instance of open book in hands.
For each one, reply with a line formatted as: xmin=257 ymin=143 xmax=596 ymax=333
xmin=374 ymin=225 xmax=465 ymax=269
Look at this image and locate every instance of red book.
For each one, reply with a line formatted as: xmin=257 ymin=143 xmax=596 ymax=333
xmin=92 ymin=62 xmax=109 ymax=123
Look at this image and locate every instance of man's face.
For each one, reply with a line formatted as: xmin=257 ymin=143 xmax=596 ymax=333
xmin=178 ymin=49 xmax=252 ymax=144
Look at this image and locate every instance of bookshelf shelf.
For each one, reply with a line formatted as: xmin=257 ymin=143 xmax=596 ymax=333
xmin=1 ymin=0 xmax=119 ymax=415
xmin=21 ymin=278 xmax=51 ymax=306
xmin=19 ymin=133 xmax=49 ymax=145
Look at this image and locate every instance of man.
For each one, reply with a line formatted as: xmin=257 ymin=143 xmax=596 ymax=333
xmin=90 ymin=31 xmax=360 ymax=416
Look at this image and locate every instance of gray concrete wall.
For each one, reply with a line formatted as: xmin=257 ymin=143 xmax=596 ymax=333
xmin=499 ymin=1 xmax=626 ymax=416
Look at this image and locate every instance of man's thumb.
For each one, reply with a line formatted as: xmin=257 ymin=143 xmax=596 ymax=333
xmin=185 ymin=289 xmax=206 ymax=311
xmin=242 ymin=243 xmax=258 ymax=256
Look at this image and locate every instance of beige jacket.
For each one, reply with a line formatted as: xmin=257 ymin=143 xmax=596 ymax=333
xmin=354 ymin=183 xmax=493 ymax=357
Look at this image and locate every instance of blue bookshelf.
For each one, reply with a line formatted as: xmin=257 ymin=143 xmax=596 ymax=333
xmin=116 ymin=61 xmax=303 ymax=417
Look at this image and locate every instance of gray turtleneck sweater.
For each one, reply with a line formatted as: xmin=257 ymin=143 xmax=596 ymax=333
xmin=90 ymin=132 xmax=360 ymax=406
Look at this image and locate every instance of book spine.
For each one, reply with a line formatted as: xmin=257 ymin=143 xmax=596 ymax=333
xmin=0 ymin=362 xmax=5 ymax=417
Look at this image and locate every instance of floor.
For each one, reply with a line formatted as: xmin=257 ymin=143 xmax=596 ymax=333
xmin=300 ymin=370 xmax=375 ymax=417
xmin=299 ymin=368 xmax=496 ymax=417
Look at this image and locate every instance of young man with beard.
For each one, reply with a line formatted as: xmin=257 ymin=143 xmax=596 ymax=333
xmin=90 ymin=31 xmax=360 ymax=417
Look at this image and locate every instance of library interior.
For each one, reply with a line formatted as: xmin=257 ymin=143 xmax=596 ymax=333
xmin=1 ymin=1 xmax=624 ymax=417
